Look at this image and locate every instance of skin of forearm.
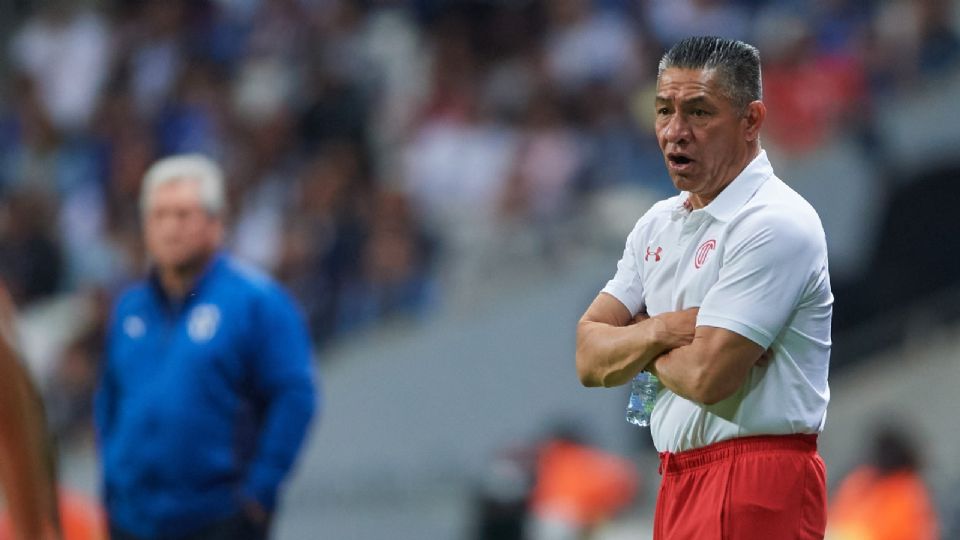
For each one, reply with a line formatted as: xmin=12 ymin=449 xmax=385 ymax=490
xmin=649 ymin=335 xmax=756 ymax=405
xmin=647 ymin=345 xmax=708 ymax=403
xmin=576 ymin=318 xmax=669 ymax=387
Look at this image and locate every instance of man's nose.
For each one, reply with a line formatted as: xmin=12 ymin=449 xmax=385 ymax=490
xmin=661 ymin=114 xmax=691 ymax=145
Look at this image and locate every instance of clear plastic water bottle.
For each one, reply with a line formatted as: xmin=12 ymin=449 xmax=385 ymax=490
xmin=625 ymin=372 xmax=659 ymax=427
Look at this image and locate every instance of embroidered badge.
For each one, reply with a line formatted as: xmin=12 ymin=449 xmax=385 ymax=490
xmin=187 ymin=304 xmax=221 ymax=343
xmin=694 ymin=239 xmax=716 ymax=269
xmin=123 ymin=316 xmax=146 ymax=339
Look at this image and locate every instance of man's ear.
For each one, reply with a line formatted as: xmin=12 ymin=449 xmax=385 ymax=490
xmin=742 ymin=100 xmax=766 ymax=142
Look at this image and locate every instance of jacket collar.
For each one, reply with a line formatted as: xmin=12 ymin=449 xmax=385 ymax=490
xmin=148 ymin=251 xmax=227 ymax=308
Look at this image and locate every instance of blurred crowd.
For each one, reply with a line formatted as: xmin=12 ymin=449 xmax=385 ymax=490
xmin=0 ymin=0 xmax=958 ymax=445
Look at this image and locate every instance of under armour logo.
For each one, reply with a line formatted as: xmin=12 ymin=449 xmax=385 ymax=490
xmin=645 ymin=246 xmax=663 ymax=262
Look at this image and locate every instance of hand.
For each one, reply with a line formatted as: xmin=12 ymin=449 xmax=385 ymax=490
xmin=627 ymin=310 xmax=650 ymax=325
xmin=652 ymin=308 xmax=698 ymax=351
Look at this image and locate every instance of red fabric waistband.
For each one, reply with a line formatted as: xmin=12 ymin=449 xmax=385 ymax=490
xmin=658 ymin=434 xmax=818 ymax=476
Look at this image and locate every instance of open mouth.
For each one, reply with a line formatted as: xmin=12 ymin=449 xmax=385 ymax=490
xmin=668 ymin=153 xmax=693 ymax=166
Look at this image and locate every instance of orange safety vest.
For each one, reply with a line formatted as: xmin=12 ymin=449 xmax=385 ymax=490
xmin=529 ymin=440 xmax=638 ymax=527
xmin=829 ymin=466 xmax=939 ymax=540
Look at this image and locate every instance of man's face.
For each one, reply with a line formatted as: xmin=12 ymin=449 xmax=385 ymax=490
xmin=655 ymin=68 xmax=755 ymax=202
xmin=144 ymin=179 xmax=222 ymax=273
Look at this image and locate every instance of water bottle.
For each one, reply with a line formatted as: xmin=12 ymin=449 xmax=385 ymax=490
xmin=625 ymin=372 xmax=659 ymax=427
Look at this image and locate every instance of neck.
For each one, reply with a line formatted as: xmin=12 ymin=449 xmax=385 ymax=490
xmin=689 ymin=144 xmax=761 ymax=210
xmin=157 ymin=252 xmax=214 ymax=302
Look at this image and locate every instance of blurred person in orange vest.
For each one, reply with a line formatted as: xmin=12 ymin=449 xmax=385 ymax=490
xmin=0 ymin=283 xmax=61 ymax=540
xmin=828 ymin=424 xmax=939 ymax=540
xmin=527 ymin=427 xmax=638 ymax=539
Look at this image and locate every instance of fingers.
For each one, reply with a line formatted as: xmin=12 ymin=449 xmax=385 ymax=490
xmin=653 ymin=309 xmax=697 ymax=349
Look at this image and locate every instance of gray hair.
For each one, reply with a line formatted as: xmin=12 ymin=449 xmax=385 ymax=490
xmin=658 ymin=36 xmax=762 ymax=111
xmin=140 ymin=154 xmax=226 ymax=217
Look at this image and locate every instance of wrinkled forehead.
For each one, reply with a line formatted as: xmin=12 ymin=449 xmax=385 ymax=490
xmin=656 ymin=68 xmax=722 ymax=98
xmin=656 ymin=67 xmax=740 ymax=109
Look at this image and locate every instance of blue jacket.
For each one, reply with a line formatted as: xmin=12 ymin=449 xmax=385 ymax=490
xmin=95 ymin=253 xmax=318 ymax=538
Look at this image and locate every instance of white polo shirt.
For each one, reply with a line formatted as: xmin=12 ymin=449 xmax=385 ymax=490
xmin=602 ymin=150 xmax=833 ymax=453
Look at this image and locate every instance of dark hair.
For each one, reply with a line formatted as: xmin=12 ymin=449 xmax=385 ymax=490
xmin=658 ymin=36 xmax=762 ymax=111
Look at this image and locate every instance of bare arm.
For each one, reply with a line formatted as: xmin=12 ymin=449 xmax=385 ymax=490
xmin=575 ymin=293 xmax=696 ymax=387
xmin=648 ymin=325 xmax=765 ymax=405
xmin=0 ymin=287 xmax=61 ymax=540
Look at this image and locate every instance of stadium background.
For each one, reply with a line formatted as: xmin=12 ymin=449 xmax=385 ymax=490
xmin=1 ymin=0 xmax=959 ymax=538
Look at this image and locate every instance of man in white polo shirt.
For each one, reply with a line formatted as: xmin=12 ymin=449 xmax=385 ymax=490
xmin=576 ymin=36 xmax=832 ymax=539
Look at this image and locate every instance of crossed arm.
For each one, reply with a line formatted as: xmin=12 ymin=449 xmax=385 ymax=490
xmin=576 ymin=292 xmax=765 ymax=405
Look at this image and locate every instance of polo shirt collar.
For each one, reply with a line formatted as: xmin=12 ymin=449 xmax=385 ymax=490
xmin=675 ymin=150 xmax=773 ymax=222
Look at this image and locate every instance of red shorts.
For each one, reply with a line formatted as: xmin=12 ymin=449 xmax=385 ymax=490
xmin=655 ymin=434 xmax=826 ymax=540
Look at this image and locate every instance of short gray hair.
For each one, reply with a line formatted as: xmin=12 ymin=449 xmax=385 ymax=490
xmin=140 ymin=154 xmax=226 ymax=217
xmin=658 ymin=36 xmax=762 ymax=111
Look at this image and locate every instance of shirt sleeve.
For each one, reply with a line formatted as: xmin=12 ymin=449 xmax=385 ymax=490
xmin=697 ymin=208 xmax=825 ymax=349
xmin=242 ymin=285 xmax=319 ymax=510
xmin=600 ymin=222 xmax=645 ymax=315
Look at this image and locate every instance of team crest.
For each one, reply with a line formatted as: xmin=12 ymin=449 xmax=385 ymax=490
xmin=123 ymin=315 xmax=146 ymax=339
xmin=188 ymin=304 xmax=221 ymax=342
xmin=694 ymin=239 xmax=716 ymax=269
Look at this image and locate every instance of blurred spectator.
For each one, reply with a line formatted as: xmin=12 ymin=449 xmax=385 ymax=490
xmin=526 ymin=428 xmax=637 ymax=540
xmin=228 ymin=109 xmax=298 ymax=272
xmin=827 ymin=423 xmax=939 ymax=540
xmin=112 ymin=1 xmax=187 ymax=120
xmin=402 ymin=91 xmax=516 ymax=286
xmin=543 ymin=0 xmax=643 ymax=94
xmin=503 ymin=91 xmax=582 ymax=224
xmin=277 ymin=144 xmax=370 ymax=340
xmin=867 ymin=0 xmax=960 ymax=96
xmin=0 ymin=188 xmax=63 ymax=305
xmin=473 ymin=425 xmax=637 ymax=540
xmin=756 ymin=8 xmax=869 ymax=154
xmin=43 ymin=289 xmax=111 ymax=444
xmin=339 ymin=189 xmax=437 ymax=332
xmin=809 ymin=0 xmax=873 ymax=56
xmin=646 ymin=0 xmax=750 ymax=47
xmin=581 ymin=81 xmax=668 ymax=195
xmin=298 ymin=62 xmax=371 ymax=154
xmin=499 ymin=90 xmax=584 ymax=259
xmin=95 ymin=154 xmax=316 ymax=539
xmin=155 ymin=60 xmax=227 ymax=158
xmin=473 ymin=443 xmax=537 ymax=540
xmin=9 ymin=3 xmax=111 ymax=133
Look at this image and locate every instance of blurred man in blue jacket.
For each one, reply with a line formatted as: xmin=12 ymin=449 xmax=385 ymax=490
xmin=95 ymin=154 xmax=317 ymax=540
